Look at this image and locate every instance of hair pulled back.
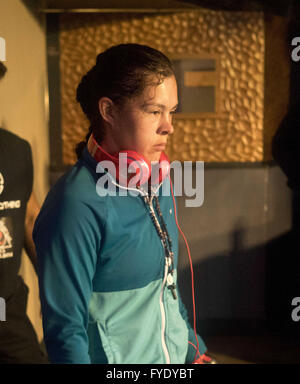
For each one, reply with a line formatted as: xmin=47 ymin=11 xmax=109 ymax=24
xmin=75 ymin=43 xmax=174 ymax=159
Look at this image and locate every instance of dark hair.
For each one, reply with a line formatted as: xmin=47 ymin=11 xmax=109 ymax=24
xmin=75 ymin=43 xmax=174 ymax=158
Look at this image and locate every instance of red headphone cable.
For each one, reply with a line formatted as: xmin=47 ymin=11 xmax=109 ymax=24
xmin=169 ymin=176 xmax=200 ymax=364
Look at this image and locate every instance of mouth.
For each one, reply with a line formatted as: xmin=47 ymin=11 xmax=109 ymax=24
xmin=153 ymin=143 xmax=167 ymax=150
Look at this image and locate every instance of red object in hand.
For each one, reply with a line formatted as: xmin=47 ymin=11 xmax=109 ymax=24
xmin=192 ymin=353 xmax=217 ymax=364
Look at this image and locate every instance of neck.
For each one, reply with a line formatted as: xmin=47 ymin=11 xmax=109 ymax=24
xmin=97 ymin=135 xmax=121 ymax=157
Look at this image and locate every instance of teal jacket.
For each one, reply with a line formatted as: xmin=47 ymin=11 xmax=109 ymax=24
xmin=33 ymin=147 xmax=207 ymax=364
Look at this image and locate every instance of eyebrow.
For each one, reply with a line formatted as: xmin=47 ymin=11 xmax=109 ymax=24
xmin=142 ymin=103 xmax=178 ymax=110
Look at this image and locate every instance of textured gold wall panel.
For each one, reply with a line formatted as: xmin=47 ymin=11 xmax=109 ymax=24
xmin=59 ymin=11 xmax=264 ymax=164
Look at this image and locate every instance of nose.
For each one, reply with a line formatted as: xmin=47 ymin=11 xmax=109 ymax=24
xmin=158 ymin=113 xmax=174 ymax=136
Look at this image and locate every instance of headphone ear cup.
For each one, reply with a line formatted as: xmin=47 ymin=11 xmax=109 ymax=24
xmin=119 ymin=150 xmax=151 ymax=186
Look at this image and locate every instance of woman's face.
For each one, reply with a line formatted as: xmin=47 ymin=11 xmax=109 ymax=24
xmin=108 ymin=75 xmax=178 ymax=162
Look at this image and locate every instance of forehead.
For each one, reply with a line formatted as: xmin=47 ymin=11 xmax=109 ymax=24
xmin=135 ymin=75 xmax=178 ymax=107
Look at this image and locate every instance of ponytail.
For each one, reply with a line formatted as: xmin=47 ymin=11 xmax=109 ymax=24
xmin=75 ymin=126 xmax=93 ymax=159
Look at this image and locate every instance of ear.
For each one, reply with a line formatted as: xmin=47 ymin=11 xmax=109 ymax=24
xmin=98 ymin=97 xmax=116 ymax=126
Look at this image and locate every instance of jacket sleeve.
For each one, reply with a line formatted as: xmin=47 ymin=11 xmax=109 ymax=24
xmin=177 ymin=286 xmax=207 ymax=363
xmin=33 ymin=195 xmax=100 ymax=364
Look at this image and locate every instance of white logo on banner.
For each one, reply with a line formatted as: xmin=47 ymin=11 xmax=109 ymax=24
xmin=0 ymin=218 xmax=13 ymax=259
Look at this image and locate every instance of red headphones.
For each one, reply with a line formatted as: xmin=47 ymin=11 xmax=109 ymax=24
xmin=87 ymin=134 xmax=170 ymax=187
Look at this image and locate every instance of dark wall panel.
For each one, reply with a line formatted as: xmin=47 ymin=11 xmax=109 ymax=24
xmin=176 ymin=164 xmax=292 ymax=332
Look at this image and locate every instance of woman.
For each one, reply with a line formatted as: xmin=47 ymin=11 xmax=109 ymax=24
xmin=33 ymin=43 xmax=214 ymax=364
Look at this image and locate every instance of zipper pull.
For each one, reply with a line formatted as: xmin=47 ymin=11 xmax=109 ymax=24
xmin=167 ymin=273 xmax=177 ymax=300
xmin=168 ymin=284 xmax=177 ymax=300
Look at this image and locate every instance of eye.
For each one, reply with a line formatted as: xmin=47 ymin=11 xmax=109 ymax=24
xmin=150 ymin=111 xmax=161 ymax=116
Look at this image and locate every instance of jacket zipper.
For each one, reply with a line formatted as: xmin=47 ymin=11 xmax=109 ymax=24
xmin=148 ymin=197 xmax=171 ymax=364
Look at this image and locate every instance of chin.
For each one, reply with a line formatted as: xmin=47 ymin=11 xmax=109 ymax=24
xmin=147 ymin=154 xmax=161 ymax=163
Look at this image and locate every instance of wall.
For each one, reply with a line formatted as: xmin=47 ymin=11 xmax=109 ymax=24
xmin=176 ymin=164 xmax=292 ymax=333
xmin=0 ymin=0 xmax=49 ymax=341
xmin=58 ymin=10 xmax=265 ymax=165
